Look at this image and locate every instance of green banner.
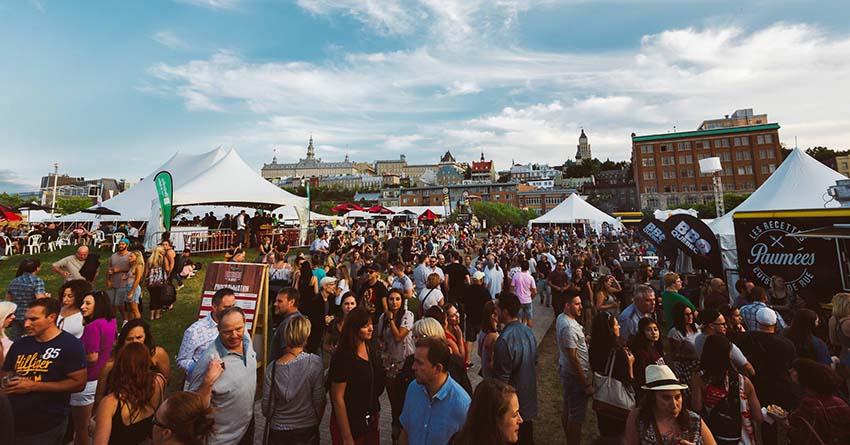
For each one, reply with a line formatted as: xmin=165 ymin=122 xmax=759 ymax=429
xmin=154 ymin=171 xmax=173 ymax=232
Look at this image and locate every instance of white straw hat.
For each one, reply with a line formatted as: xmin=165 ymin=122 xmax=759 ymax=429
xmin=641 ymin=364 xmax=688 ymax=391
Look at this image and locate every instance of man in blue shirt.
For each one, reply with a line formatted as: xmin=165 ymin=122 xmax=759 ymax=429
xmin=493 ymin=292 xmax=538 ymax=445
xmin=617 ymin=285 xmax=656 ymax=344
xmin=399 ymin=337 xmax=470 ymax=445
xmin=5 ymin=258 xmax=49 ymax=340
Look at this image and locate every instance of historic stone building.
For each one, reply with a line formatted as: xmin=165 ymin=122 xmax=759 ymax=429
xmin=261 ymin=137 xmax=373 ymax=181
xmin=576 ymin=129 xmax=592 ymax=162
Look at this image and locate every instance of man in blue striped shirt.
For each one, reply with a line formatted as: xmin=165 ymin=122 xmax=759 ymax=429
xmin=5 ymin=258 xmax=48 ymax=340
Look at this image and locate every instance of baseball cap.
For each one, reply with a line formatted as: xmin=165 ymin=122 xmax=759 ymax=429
xmin=472 ymin=271 xmax=485 ymax=281
xmin=320 ymin=277 xmax=338 ymax=287
xmin=756 ymin=308 xmax=778 ymax=326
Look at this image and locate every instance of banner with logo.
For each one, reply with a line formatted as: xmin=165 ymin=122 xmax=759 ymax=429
xmin=637 ymin=218 xmax=673 ymax=254
xmin=665 ymin=214 xmax=723 ymax=277
xmin=734 ymin=209 xmax=850 ymax=300
xmin=199 ymin=262 xmax=268 ymax=334
xmin=153 ymin=171 xmax=173 ymax=232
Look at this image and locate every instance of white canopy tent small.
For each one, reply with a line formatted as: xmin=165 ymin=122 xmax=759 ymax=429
xmin=528 ymin=193 xmax=622 ymax=232
xmin=709 ymin=147 xmax=845 ymax=270
xmin=144 ymin=149 xmax=309 ymax=249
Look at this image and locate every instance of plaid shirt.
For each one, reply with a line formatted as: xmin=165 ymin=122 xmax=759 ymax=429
xmin=176 ymin=315 xmax=218 ymax=379
xmin=6 ymin=273 xmax=46 ymax=319
xmin=740 ymin=301 xmax=787 ymax=331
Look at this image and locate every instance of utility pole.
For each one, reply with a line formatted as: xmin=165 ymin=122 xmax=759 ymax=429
xmin=51 ymin=161 xmax=59 ymax=217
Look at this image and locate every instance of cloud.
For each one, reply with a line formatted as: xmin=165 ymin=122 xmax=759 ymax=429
xmin=147 ymin=21 xmax=850 ymax=171
xmin=175 ymin=0 xmax=239 ymax=11
xmin=152 ymin=31 xmax=190 ymax=50
xmin=29 ymin=0 xmax=45 ymax=13
xmin=0 ymin=169 xmax=38 ymax=193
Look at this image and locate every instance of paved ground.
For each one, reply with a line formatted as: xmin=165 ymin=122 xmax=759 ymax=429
xmin=254 ymin=294 xmax=558 ymax=444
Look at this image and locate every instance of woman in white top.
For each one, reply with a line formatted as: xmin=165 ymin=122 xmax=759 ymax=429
xmin=418 ymin=272 xmax=444 ymax=314
xmin=378 ymin=289 xmax=414 ymax=444
xmin=0 ymin=301 xmax=17 ymax=367
xmin=57 ymin=279 xmax=92 ymax=339
xmin=335 ymin=265 xmax=353 ymax=305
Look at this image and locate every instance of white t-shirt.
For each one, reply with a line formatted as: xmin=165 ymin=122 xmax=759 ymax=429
xmin=57 ymin=311 xmax=85 ymax=338
xmin=419 ymin=288 xmax=444 ymax=312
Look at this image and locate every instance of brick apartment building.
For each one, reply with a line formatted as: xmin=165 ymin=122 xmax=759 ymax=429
xmin=632 ymin=114 xmax=782 ymax=209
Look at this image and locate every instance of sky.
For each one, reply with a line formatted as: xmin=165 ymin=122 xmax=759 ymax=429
xmin=1 ymin=0 xmax=849 ymax=193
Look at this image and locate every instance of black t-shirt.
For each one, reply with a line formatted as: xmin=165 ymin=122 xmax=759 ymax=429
xmin=464 ymin=284 xmax=491 ymax=326
xmin=328 ymin=350 xmax=386 ymax=438
xmin=2 ymin=331 xmax=86 ymax=434
xmin=445 ymin=263 xmax=470 ymax=301
xmin=736 ymin=331 xmax=797 ymax=407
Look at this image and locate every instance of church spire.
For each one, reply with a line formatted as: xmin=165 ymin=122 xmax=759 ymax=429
xmin=480 ymin=151 xmax=485 ymax=161
xmin=306 ymin=136 xmax=315 ymax=160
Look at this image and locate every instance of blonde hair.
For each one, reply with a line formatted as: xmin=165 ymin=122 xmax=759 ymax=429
xmin=426 ymin=273 xmax=441 ymax=289
xmin=129 ymin=250 xmax=145 ymax=271
xmin=0 ymin=301 xmax=17 ymax=340
xmin=412 ymin=317 xmax=446 ymax=339
xmin=337 ymin=264 xmax=353 ymax=288
xmin=148 ymin=246 xmax=165 ymax=268
xmin=832 ymin=293 xmax=850 ymax=319
xmin=663 ymin=272 xmax=680 ymax=289
xmin=284 ymin=315 xmax=311 ymax=349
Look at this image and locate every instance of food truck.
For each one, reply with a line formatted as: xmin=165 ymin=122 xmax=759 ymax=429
xmin=733 ymin=208 xmax=850 ymax=302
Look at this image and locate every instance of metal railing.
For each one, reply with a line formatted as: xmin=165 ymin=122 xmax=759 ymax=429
xmin=183 ymin=229 xmax=237 ymax=254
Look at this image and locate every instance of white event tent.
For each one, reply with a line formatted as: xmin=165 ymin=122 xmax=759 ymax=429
xmin=528 ymin=193 xmax=622 ymax=231
xmin=144 ymin=148 xmax=308 ymax=248
xmin=709 ymin=147 xmax=845 ymax=270
xmin=59 ymin=148 xmax=230 ymax=223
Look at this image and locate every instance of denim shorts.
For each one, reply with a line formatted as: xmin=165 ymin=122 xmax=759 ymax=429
xmin=559 ymin=366 xmax=588 ymax=423
xmin=518 ymin=302 xmax=534 ymax=320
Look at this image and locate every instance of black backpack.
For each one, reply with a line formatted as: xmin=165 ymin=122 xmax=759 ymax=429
xmin=703 ymin=372 xmax=742 ymax=440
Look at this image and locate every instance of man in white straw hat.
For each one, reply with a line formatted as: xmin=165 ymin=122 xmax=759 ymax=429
xmin=624 ymin=364 xmax=717 ymax=445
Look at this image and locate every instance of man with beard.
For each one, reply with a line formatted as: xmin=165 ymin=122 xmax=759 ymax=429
xmin=106 ymin=238 xmax=131 ymax=316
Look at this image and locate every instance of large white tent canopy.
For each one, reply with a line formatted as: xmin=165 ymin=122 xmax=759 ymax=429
xmin=709 ymin=147 xmax=845 ymax=270
xmin=528 ymin=193 xmax=622 ymax=231
xmin=144 ymin=148 xmax=308 ymax=248
xmin=58 ymin=148 xmax=229 ymax=223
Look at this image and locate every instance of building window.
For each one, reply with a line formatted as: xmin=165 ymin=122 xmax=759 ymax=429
xmin=661 ymin=156 xmax=675 ymax=166
xmin=686 ymin=195 xmax=699 ymax=204
xmin=680 ymin=168 xmax=694 ymax=178
xmin=663 ymin=170 xmax=676 ymax=179
xmin=756 ymin=134 xmax=773 ymax=145
xmin=697 ymin=153 xmax=711 ymax=160
xmin=843 ymin=162 xmax=849 ymax=169
xmin=733 ymin=137 xmax=749 ymax=147
xmin=642 ymin=158 xmax=656 ymax=167
xmin=643 ymin=171 xmax=656 ymax=180
xmin=714 ymin=139 xmax=730 ymax=148
xmin=737 ymin=165 xmax=754 ymax=175
xmin=722 ymin=166 xmax=733 ymax=176
xmin=668 ymin=196 xmax=679 ymax=205
xmin=641 ymin=144 xmax=654 ymax=154
xmin=716 ymin=151 xmax=731 ymax=161
xmin=677 ymin=142 xmax=691 ymax=150
xmin=660 ymin=143 xmax=673 ymax=152
xmin=758 ymin=149 xmax=775 ymax=159
xmin=664 ymin=185 xmax=677 ymax=193
xmin=735 ymin=151 xmax=752 ymax=161
xmin=645 ymin=186 xmax=657 ymax=193
xmin=494 ymin=194 xmax=500 ymax=200
xmin=678 ymin=155 xmax=693 ymax=164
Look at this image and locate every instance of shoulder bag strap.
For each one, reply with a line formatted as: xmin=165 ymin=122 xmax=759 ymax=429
xmin=606 ymin=349 xmax=617 ymax=378
xmin=797 ymin=413 xmax=826 ymax=445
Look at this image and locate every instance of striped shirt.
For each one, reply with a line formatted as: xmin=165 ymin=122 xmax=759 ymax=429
xmin=7 ymin=273 xmax=46 ymax=319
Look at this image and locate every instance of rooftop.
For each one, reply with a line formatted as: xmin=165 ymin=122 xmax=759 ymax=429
xmin=632 ymin=123 xmax=780 ymax=143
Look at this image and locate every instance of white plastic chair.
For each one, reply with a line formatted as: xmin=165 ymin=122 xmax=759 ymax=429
xmin=26 ymin=234 xmax=42 ymax=254
xmin=92 ymin=230 xmax=106 ymax=248
xmin=111 ymin=232 xmax=125 ymax=252
xmin=1 ymin=235 xmax=13 ymax=256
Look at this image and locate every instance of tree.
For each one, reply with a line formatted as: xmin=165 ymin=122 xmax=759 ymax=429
xmin=0 ymin=193 xmax=25 ymax=209
xmin=471 ymin=202 xmax=536 ymax=227
xmin=56 ymin=197 xmax=94 ymax=215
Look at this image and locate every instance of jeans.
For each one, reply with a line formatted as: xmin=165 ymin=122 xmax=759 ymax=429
xmin=16 ymin=418 xmax=68 ymax=445
xmin=536 ymin=279 xmax=551 ymax=306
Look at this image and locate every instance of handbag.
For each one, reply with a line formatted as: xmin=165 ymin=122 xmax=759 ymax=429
xmin=592 ymin=350 xmax=635 ymax=418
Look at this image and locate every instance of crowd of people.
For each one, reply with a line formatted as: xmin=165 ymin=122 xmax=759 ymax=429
xmin=3 ymin=215 xmax=850 ymax=445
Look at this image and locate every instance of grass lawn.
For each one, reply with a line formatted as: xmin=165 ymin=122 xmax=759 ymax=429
xmin=1 ymin=245 xmax=247 ymax=390
xmin=536 ymin=322 xmax=599 ymax=445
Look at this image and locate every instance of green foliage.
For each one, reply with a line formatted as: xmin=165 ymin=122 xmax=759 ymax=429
xmin=665 ymin=192 xmax=751 ymax=218
xmin=56 ymin=196 xmax=94 ymax=215
xmin=805 ymin=146 xmax=850 ymax=168
xmin=562 ymin=158 xmax=631 ymax=179
xmin=471 ymin=201 xmax=536 ymax=227
xmin=0 ymin=193 xmax=25 ymax=208
xmin=313 ymin=202 xmax=336 ymax=215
